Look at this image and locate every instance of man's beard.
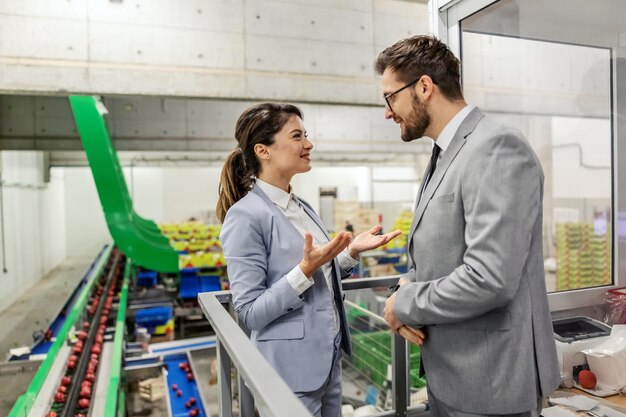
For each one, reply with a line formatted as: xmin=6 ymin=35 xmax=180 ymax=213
xmin=401 ymin=94 xmax=430 ymax=143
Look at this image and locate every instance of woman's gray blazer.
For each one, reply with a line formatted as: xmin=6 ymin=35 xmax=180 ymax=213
xmin=220 ymin=185 xmax=352 ymax=393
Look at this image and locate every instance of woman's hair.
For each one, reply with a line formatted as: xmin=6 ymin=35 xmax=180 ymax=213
xmin=374 ymin=35 xmax=463 ymax=101
xmin=216 ymin=103 xmax=303 ymax=222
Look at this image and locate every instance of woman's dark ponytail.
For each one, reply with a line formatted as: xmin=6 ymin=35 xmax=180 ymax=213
xmin=216 ymin=148 xmax=253 ymax=223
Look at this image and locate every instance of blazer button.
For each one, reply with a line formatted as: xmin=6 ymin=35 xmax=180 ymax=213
xmin=287 ymin=308 xmax=293 ymax=312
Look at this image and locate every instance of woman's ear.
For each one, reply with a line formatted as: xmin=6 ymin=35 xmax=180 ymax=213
xmin=254 ymin=143 xmax=271 ymax=160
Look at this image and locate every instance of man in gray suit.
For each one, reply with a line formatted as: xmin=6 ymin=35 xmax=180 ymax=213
xmin=378 ymin=36 xmax=560 ymax=416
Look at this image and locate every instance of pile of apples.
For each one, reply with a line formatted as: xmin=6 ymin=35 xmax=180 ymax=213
xmin=45 ymin=255 xmax=125 ymax=417
xmin=171 ymin=361 xmax=201 ymax=416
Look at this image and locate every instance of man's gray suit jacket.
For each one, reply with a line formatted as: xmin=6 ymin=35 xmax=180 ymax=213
xmin=394 ymin=107 xmax=560 ymax=414
xmin=220 ymin=185 xmax=352 ymax=393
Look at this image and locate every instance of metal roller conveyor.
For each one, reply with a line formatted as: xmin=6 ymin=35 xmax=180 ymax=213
xmin=7 ymin=246 xmax=130 ymax=417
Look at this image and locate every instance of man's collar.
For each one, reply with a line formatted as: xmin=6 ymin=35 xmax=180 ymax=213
xmin=435 ymin=104 xmax=475 ymax=152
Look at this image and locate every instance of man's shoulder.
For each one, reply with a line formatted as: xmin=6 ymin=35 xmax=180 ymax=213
xmin=470 ymin=115 xmax=529 ymax=149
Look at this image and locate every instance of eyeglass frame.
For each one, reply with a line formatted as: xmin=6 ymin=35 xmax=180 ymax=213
xmin=383 ymin=75 xmax=436 ymax=112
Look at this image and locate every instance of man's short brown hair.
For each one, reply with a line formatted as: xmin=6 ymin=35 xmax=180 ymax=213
xmin=375 ymin=35 xmax=463 ymax=101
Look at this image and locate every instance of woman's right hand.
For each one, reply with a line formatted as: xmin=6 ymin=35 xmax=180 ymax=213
xmin=299 ymin=232 xmax=352 ymax=277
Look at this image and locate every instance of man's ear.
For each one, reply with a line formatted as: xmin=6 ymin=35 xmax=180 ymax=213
xmin=254 ymin=143 xmax=270 ymax=160
xmin=417 ymin=75 xmax=436 ymax=100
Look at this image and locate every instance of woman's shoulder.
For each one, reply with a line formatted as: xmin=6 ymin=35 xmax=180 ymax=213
xmin=224 ymin=190 xmax=271 ymax=222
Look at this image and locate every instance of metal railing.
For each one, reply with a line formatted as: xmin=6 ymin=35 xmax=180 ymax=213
xmin=198 ymin=275 xmax=430 ymax=417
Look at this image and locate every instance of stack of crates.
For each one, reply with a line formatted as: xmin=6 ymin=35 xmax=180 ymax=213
xmin=135 ymin=306 xmax=174 ymax=336
xmin=555 ymin=223 xmax=610 ymax=290
xmin=179 ymin=268 xmax=221 ymax=299
xmin=350 ymin=330 xmax=426 ymax=389
xmin=386 ymin=211 xmax=413 ymax=251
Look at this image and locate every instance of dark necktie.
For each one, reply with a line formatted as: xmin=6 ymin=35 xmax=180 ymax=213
xmin=417 ymin=144 xmax=441 ymax=204
xmin=424 ymin=144 xmax=441 ymax=188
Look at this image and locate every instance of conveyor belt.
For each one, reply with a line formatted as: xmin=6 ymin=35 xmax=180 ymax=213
xmin=57 ymin=253 xmax=122 ymax=417
xmin=164 ymin=353 xmax=208 ymax=417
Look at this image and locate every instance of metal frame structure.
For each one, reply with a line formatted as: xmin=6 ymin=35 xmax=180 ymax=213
xmin=429 ymin=0 xmax=624 ymax=313
xmin=198 ymin=276 xmax=431 ymax=417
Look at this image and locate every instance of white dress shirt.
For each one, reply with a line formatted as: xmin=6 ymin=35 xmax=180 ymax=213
xmin=432 ymin=104 xmax=475 ymax=156
xmin=255 ymin=179 xmax=358 ymax=334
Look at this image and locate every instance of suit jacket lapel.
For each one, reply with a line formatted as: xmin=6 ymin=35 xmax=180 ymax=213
xmin=300 ymin=200 xmax=331 ymax=240
xmin=250 ymin=185 xmax=304 ymax=242
xmin=408 ymin=108 xmax=485 ymax=255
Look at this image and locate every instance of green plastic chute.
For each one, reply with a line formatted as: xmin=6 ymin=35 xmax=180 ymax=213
xmin=69 ymin=95 xmax=178 ymax=272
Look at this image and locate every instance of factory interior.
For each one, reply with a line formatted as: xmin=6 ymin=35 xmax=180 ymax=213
xmin=1 ymin=0 xmax=626 ymax=416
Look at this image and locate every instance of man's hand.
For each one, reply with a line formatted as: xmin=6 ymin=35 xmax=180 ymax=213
xmin=347 ymin=225 xmax=401 ymax=259
xmin=383 ymin=291 xmax=404 ymax=332
xmin=299 ymin=231 xmax=352 ymax=277
xmin=384 ymin=290 xmax=426 ymax=346
xmin=398 ymin=326 xmax=425 ymax=346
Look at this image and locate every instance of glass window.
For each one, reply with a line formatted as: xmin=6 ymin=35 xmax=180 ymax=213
xmin=459 ymin=0 xmax=621 ymax=293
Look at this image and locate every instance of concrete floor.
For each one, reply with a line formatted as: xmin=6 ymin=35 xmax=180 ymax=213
xmin=0 ymin=257 xmax=93 ymax=358
xmin=0 ymin=256 xmax=93 ymax=416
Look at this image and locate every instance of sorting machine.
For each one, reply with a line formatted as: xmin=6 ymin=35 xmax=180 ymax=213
xmin=7 ymin=245 xmax=215 ymax=417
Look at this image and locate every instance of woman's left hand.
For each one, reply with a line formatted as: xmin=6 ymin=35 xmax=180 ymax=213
xmin=348 ymin=225 xmax=401 ymax=259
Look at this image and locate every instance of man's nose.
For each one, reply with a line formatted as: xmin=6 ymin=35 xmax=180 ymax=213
xmin=384 ymin=105 xmax=395 ymax=120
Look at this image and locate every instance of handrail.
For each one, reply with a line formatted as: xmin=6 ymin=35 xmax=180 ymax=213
xmin=341 ymin=275 xmax=399 ymax=291
xmin=344 ymin=300 xmax=387 ymax=325
xmin=197 ymin=292 xmax=313 ymax=417
xmin=199 ymin=275 xmax=430 ymax=417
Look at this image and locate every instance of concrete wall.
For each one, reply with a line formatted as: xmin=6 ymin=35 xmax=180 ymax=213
xmin=0 ymin=152 xmax=66 ymax=313
xmin=0 ymin=95 xmax=431 ymax=158
xmin=63 ymin=168 xmax=110 ymax=258
xmin=0 ymin=0 xmax=428 ymax=104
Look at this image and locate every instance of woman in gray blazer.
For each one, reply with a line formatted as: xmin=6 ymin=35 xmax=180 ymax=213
xmin=216 ymin=103 xmax=401 ymax=417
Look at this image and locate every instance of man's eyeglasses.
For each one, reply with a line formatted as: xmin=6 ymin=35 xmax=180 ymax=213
xmin=384 ymin=75 xmax=436 ymax=112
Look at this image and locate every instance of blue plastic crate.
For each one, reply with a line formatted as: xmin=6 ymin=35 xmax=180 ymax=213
xmin=179 ymin=275 xmax=220 ymax=299
xmin=377 ymin=256 xmax=400 ymax=265
xmin=136 ymin=306 xmax=173 ymax=326
xmin=180 ymin=268 xmax=199 ymax=277
xmin=200 ymin=275 xmax=221 ymax=292
xmin=137 ymin=271 xmax=158 ymax=288
xmin=394 ymin=265 xmax=409 ymax=274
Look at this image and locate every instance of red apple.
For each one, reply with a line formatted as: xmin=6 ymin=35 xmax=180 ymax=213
xmin=579 ymin=370 xmax=597 ymax=389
